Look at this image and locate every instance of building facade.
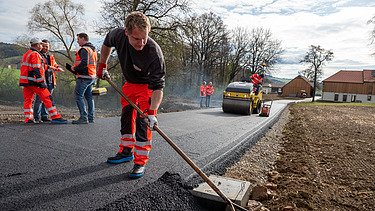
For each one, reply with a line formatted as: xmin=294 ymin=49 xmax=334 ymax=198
xmin=322 ymin=70 xmax=375 ymax=103
xmin=281 ymin=75 xmax=313 ymax=97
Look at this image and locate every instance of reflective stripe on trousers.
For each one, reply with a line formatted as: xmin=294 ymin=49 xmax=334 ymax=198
xmin=23 ymin=86 xmax=61 ymax=122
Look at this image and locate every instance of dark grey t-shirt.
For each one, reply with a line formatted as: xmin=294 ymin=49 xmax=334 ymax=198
xmin=103 ymin=28 xmax=165 ymax=90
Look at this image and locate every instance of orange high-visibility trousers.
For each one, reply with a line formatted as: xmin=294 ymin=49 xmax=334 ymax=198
xmin=23 ymin=86 xmax=61 ymax=122
xmin=118 ymin=82 xmax=153 ymax=166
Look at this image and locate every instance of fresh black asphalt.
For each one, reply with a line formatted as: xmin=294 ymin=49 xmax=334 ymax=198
xmin=0 ymin=100 xmax=293 ymax=210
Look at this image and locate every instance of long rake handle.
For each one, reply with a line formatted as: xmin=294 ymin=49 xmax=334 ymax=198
xmin=105 ymin=77 xmax=247 ymax=211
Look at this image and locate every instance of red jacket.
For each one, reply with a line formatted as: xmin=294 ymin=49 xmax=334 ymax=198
xmin=19 ymin=48 xmax=45 ymax=86
xmin=206 ymin=84 xmax=214 ymax=96
xmin=200 ymin=84 xmax=206 ymax=97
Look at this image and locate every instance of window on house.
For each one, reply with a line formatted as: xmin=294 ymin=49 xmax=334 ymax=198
xmin=351 ymin=95 xmax=356 ymax=102
xmin=343 ymin=95 xmax=347 ymax=102
xmin=334 ymin=94 xmax=339 ymax=101
xmin=368 ymin=96 xmax=372 ymax=101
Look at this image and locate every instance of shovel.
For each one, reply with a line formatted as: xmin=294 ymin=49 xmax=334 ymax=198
xmin=104 ymin=76 xmax=247 ymax=211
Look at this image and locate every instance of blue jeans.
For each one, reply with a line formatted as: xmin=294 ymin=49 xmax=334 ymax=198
xmin=205 ymin=95 xmax=211 ymax=107
xmin=33 ymin=84 xmax=54 ymax=120
xmin=75 ymin=78 xmax=96 ymax=121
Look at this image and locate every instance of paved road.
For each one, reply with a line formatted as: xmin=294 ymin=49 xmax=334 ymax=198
xmin=0 ymin=100 xmax=295 ymax=210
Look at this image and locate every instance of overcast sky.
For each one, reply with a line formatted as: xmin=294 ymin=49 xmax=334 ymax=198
xmin=0 ymin=0 xmax=374 ymax=79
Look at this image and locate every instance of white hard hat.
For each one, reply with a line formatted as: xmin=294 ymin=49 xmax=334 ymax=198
xmin=30 ymin=38 xmax=43 ymax=45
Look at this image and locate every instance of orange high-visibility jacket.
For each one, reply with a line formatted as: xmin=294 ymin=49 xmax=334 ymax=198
xmin=73 ymin=46 xmax=97 ymax=79
xmin=200 ymin=84 xmax=206 ymax=97
xmin=19 ymin=49 xmax=45 ymax=86
xmin=206 ymin=84 xmax=214 ymax=96
xmin=251 ymin=74 xmax=263 ymax=86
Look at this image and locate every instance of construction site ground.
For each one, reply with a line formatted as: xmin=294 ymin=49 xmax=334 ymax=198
xmin=1 ymin=99 xmax=375 ymax=210
xmin=226 ymin=103 xmax=375 ymax=210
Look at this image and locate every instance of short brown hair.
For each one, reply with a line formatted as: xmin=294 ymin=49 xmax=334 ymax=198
xmin=77 ymin=33 xmax=89 ymax=41
xmin=125 ymin=11 xmax=151 ymax=34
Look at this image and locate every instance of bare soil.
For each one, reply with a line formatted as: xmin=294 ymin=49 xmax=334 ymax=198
xmin=225 ymin=104 xmax=375 ymax=210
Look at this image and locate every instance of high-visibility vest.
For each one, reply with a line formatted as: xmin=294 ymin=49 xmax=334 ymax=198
xmin=206 ymin=85 xmax=214 ymax=96
xmin=19 ymin=49 xmax=45 ymax=86
xmin=73 ymin=46 xmax=97 ymax=79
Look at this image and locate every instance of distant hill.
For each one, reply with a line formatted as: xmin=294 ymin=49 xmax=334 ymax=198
xmin=264 ymin=75 xmax=291 ymax=85
xmin=0 ymin=42 xmax=27 ymax=68
xmin=0 ymin=42 xmax=26 ymax=59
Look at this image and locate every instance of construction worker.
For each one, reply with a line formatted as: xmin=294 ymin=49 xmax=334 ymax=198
xmin=200 ymin=81 xmax=206 ymax=108
xmin=19 ymin=38 xmax=67 ymax=124
xmin=250 ymin=73 xmax=264 ymax=95
xmin=205 ymin=82 xmax=214 ymax=107
xmin=97 ymin=11 xmax=165 ymax=179
xmin=33 ymin=39 xmax=64 ymax=123
xmin=66 ymin=33 xmax=97 ymax=124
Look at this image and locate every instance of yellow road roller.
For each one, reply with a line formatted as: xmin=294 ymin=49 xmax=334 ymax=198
xmin=222 ymin=81 xmax=263 ymax=115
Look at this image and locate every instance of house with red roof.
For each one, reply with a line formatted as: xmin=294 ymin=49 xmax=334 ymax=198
xmin=322 ymin=70 xmax=375 ymax=102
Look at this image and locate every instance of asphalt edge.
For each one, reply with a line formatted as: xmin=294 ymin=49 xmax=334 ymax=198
xmin=185 ymin=102 xmax=294 ymax=185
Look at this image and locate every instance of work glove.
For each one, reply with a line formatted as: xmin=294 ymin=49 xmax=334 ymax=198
xmin=97 ymin=63 xmax=109 ymax=79
xmin=147 ymin=110 xmax=158 ymax=130
xmin=65 ymin=63 xmax=72 ymax=71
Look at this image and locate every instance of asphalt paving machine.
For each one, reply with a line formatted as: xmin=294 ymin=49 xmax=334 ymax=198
xmin=222 ymin=81 xmax=263 ymax=115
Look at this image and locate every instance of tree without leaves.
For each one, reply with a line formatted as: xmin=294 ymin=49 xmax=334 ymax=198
xmin=246 ymin=27 xmax=283 ymax=75
xmin=181 ymin=12 xmax=229 ymax=86
xmin=367 ymin=15 xmax=375 ymax=56
xmin=298 ymin=65 xmax=318 ymax=81
xmin=227 ymin=27 xmax=251 ymax=82
xmin=27 ymin=0 xmax=84 ymax=62
xmin=226 ymin=27 xmax=283 ymax=82
xmin=96 ymin=0 xmax=190 ymax=35
xmin=300 ymin=45 xmax=334 ymax=102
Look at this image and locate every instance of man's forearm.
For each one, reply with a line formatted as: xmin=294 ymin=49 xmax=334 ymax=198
xmin=99 ymin=45 xmax=112 ymax=64
xmin=150 ymin=90 xmax=163 ymax=111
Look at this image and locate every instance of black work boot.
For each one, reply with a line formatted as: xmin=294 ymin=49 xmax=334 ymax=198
xmin=129 ymin=164 xmax=145 ymax=179
xmin=107 ymin=148 xmax=134 ymax=164
xmin=72 ymin=118 xmax=88 ymax=124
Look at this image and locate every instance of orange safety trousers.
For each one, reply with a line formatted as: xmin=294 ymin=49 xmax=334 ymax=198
xmin=119 ymin=82 xmax=153 ymax=166
xmin=23 ymin=86 xmax=61 ymax=122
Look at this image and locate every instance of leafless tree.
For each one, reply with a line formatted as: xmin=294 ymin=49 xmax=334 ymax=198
xmin=226 ymin=27 xmax=283 ymax=82
xmin=96 ymin=0 xmax=190 ymax=35
xmin=246 ymin=27 xmax=283 ymax=75
xmin=367 ymin=15 xmax=375 ymax=55
xmin=27 ymin=0 xmax=85 ymax=62
xmin=227 ymin=27 xmax=251 ymax=82
xmin=181 ymin=12 xmax=229 ymax=86
xmin=300 ymin=45 xmax=334 ymax=102
xmin=298 ymin=66 xmax=318 ymax=81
